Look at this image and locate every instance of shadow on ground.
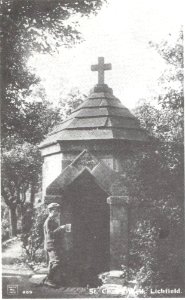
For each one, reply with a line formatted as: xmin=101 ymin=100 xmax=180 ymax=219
xmin=2 ymin=274 xmax=109 ymax=298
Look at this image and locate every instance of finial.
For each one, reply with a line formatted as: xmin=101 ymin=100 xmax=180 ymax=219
xmin=91 ymin=57 xmax=112 ymax=85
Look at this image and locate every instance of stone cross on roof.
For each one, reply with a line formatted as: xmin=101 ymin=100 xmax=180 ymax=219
xmin=91 ymin=57 xmax=112 ymax=85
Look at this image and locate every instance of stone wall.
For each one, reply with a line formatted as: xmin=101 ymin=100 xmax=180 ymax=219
xmin=62 ymin=152 xmax=115 ymax=170
xmin=41 ymin=149 xmax=122 ymax=199
xmin=107 ymin=196 xmax=129 ymax=270
xmin=42 ymin=153 xmax=63 ymax=199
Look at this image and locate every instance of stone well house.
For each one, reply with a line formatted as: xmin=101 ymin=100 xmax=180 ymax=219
xmin=39 ymin=58 xmax=183 ymax=286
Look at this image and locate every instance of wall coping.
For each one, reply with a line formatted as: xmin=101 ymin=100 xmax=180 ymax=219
xmin=44 ymin=195 xmax=63 ymax=204
xmin=107 ymin=196 xmax=129 ymax=206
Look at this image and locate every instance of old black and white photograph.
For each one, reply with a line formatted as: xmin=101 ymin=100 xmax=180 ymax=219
xmin=1 ymin=0 xmax=184 ymax=298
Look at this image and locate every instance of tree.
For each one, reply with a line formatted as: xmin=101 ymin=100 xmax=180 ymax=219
xmin=1 ymin=88 xmax=86 ymax=237
xmin=1 ymin=1 xmax=106 ymax=235
xmin=1 ymin=0 xmax=106 ymax=136
xmin=115 ymin=30 xmax=184 ymax=290
xmin=136 ymin=30 xmax=183 ymax=181
xmin=1 ymin=97 xmax=62 ymax=236
xmin=58 ymin=87 xmax=87 ymax=119
xmin=148 ymin=29 xmax=183 ymax=142
xmin=1 ymin=138 xmax=41 ymax=236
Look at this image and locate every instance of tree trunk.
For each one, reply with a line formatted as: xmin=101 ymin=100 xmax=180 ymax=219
xmin=30 ymin=183 xmax=35 ymax=205
xmin=9 ymin=206 xmax=17 ymax=237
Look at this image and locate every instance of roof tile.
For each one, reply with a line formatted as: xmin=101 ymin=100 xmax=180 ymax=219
xmin=39 ymin=84 xmax=148 ymax=148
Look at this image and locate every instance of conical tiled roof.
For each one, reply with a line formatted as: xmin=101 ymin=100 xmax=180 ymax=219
xmin=39 ymin=84 xmax=147 ymax=149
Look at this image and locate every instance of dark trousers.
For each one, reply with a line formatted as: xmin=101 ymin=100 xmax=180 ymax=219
xmin=47 ymin=250 xmax=61 ymax=285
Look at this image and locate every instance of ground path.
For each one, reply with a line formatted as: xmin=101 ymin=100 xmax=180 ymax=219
xmin=2 ymin=238 xmax=34 ymax=276
xmin=3 ymin=238 xmax=25 ymax=264
xmin=2 ymin=238 xmax=119 ymax=298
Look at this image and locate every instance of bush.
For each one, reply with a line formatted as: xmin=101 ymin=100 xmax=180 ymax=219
xmin=1 ymin=205 xmax=10 ymax=241
xmin=21 ymin=204 xmax=48 ymax=263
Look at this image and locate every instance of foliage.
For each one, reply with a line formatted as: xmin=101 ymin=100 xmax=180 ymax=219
xmin=1 ymin=0 xmax=106 ymax=136
xmin=134 ymin=29 xmax=183 ymax=204
xmin=1 ymin=0 xmax=105 ymax=235
xmin=58 ymin=88 xmax=87 ymax=119
xmin=148 ymin=29 xmax=183 ymax=141
xmin=2 ymin=138 xmax=41 ymax=204
xmin=21 ymin=204 xmax=48 ymax=262
xmin=116 ymin=30 xmax=184 ymax=290
xmin=2 ymin=135 xmax=42 ymax=237
xmin=13 ymin=100 xmax=62 ymax=145
xmin=1 ymin=85 xmax=86 ymax=236
xmin=1 ymin=205 xmax=10 ymax=241
xmin=150 ymin=29 xmax=183 ymax=109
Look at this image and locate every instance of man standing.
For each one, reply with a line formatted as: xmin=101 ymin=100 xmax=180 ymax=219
xmin=43 ymin=202 xmax=66 ymax=288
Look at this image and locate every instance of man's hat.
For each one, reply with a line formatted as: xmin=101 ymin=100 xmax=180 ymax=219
xmin=47 ymin=203 xmax=60 ymax=211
